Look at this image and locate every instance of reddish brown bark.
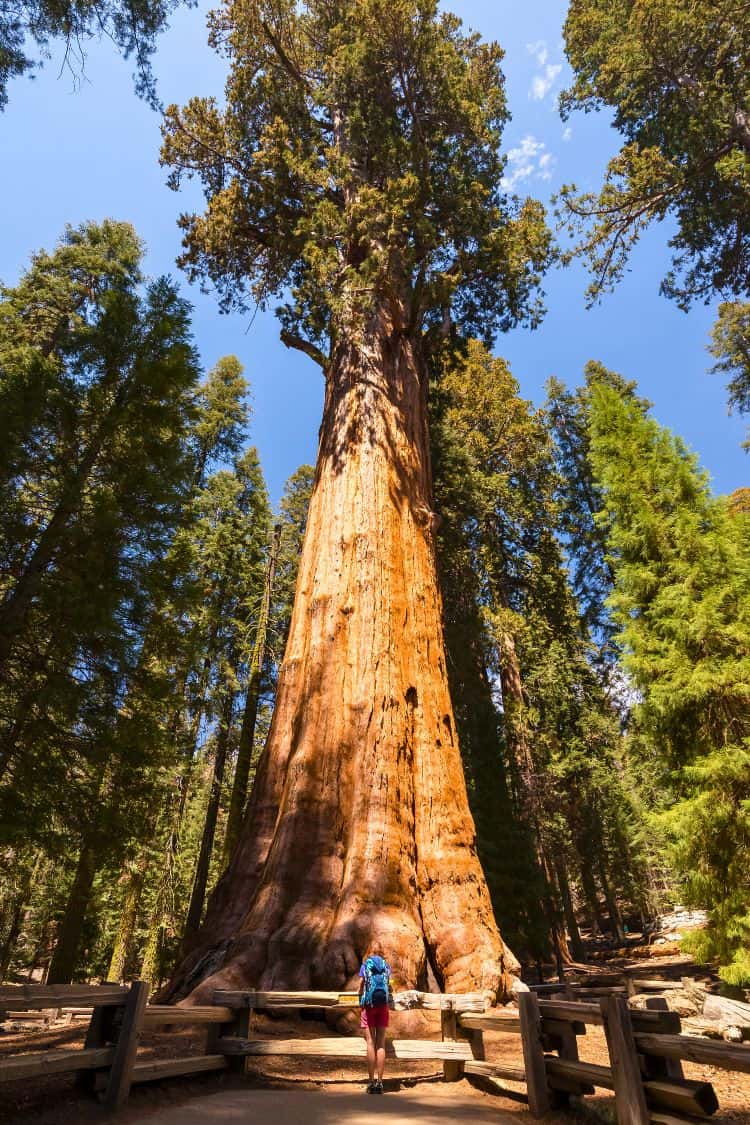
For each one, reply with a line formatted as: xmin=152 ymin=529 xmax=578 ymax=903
xmin=167 ymin=308 xmax=518 ymax=1002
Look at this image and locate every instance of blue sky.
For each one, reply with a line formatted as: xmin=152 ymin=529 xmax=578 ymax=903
xmin=1 ymin=0 xmax=746 ymax=505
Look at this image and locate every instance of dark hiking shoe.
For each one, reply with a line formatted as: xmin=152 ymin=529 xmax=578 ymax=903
xmin=367 ymin=1081 xmax=377 ymax=1094
xmin=373 ymin=1080 xmax=384 ymax=1094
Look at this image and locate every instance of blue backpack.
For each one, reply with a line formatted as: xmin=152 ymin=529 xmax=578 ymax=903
xmin=361 ymin=955 xmax=390 ymax=1007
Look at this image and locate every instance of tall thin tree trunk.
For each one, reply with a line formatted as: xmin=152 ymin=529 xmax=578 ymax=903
xmin=140 ymin=658 xmax=216 ymax=984
xmin=182 ymin=693 xmax=235 ymax=949
xmin=164 ymin=307 xmax=517 ymax=1002
xmin=222 ymin=523 xmax=281 ymax=867
xmin=578 ymin=856 xmax=605 ymax=935
xmin=598 ymin=864 xmax=626 ymax=943
xmin=495 ymin=624 xmax=566 ymax=962
xmin=46 ymin=843 xmax=98 ymax=984
xmin=108 ymin=853 xmax=150 ymax=982
xmin=555 ymin=858 xmax=586 ymax=962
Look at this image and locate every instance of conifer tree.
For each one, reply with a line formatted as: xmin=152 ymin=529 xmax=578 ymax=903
xmin=161 ymin=0 xmax=551 ymax=1001
xmin=710 ymin=301 xmax=750 ymax=450
xmin=0 ymin=0 xmax=186 ymax=110
xmin=431 ymin=341 xmax=648 ymax=962
xmin=560 ymin=0 xmax=750 ymax=308
xmin=588 ymin=380 xmax=750 ymax=984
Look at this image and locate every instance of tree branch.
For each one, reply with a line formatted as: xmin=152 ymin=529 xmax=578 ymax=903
xmin=280 ymin=329 xmax=327 ymax=370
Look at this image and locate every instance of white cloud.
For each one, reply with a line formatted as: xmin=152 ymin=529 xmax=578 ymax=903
xmin=562 ymin=125 xmax=573 ymax=142
xmin=501 ymin=135 xmax=557 ymax=190
xmin=530 ymin=62 xmax=562 ymax=101
xmin=538 ymin=152 xmax=554 ymax=180
xmin=526 ymin=39 xmax=549 ymax=67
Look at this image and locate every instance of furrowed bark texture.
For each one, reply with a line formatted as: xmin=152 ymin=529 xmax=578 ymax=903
xmin=168 ymin=311 xmax=518 ymax=1002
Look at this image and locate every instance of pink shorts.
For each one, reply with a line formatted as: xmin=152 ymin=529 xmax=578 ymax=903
xmin=360 ymin=1004 xmax=389 ymax=1030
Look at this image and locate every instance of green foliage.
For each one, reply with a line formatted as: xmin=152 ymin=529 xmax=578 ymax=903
xmin=161 ymin=0 xmax=552 ymax=356
xmin=0 ymin=0 xmax=190 ymax=110
xmin=560 ymin=0 xmax=750 ymax=306
xmin=588 ymin=380 xmax=750 ymax=982
xmin=0 ymin=220 xmax=200 ymax=853
xmin=431 ymin=340 xmax=651 ymax=960
xmin=710 ymin=301 xmax=750 ymax=450
xmin=545 ymin=363 xmax=650 ymax=673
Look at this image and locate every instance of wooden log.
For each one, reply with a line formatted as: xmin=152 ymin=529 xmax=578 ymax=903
xmin=530 ymin=982 xmax=575 ymax=994
xmin=458 ymin=1011 xmax=522 ymax=1034
xmin=625 ymin=959 xmax=696 ymax=977
xmin=539 ymin=1000 xmax=604 ymax=1025
xmin=94 ymin=1054 xmax=229 ymax=1090
xmin=398 ymin=991 xmax=487 ymax=1011
xmin=0 ymin=984 xmax=128 ymax=1010
xmin=635 ymin=1033 xmax=750 ymax=1073
xmin=518 ymin=991 xmax=552 ymax=1117
xmin=630 ymin=981 xmax=685 ymax=992
xmin=441 ymin=1008 xmax=462 ymax=1081
xmin=130 ymin=1055 xmax=228 ymax=1083
xmin=103 ymin=979 xmax=149 ymax=1111
xmin=215 ymin=1036 xmax=473 ymax=1060
xmin=0 ymin=1047 xmax=114 ymax=1082
xmin=602 ymin=994 xmax=650 ymax=1125
xmin=643 ymin=1076 xmax=719 ymax=1116
xmin=213 ymin=989 xmax=355 ymax=1009
xmin=142 ymin=1005 xmax=234 ymax=1026
xmin=703 ymin=993 xmax=750 ymax=1029
xmin=465 ymin=1060 xmax=526 ymax=1083
xmin=212 ymin=988 xmax=486 ymax=1012
xmin=545 ymin=1057 xmax=614 ymax=1089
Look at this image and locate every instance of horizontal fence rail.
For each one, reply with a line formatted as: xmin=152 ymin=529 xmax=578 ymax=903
xmin=0 ymin=981 xmax=748 ymax=1121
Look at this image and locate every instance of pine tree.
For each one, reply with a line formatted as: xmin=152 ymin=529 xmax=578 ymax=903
xmin=588 ymin=380 xmax=750 ymax=984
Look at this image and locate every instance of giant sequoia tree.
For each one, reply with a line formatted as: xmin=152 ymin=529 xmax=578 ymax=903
xmin=161 ymin=0 xmax=550 ymax=1000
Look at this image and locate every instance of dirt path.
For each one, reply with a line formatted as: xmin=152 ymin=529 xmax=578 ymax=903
xmin=119 ymin=1084 xmax=540 ymax=1124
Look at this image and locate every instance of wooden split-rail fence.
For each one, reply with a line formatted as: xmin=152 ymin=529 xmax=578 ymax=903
xmin=1 ymin=981 xmax=749 ymax=1121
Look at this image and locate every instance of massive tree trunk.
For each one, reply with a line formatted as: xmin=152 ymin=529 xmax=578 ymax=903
xmin=166 ymin=309 xmax=518 ymax=1002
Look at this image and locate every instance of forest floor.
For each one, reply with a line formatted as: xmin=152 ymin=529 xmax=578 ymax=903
xmin=1 ymin=943 xmax=749 ymax=1124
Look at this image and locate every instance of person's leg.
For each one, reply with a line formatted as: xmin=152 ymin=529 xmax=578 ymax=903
xmin=375 ymin=1026 xmax=386 ymax=1083
xmin=364 ymin=1025 xmax=376 ymax=1083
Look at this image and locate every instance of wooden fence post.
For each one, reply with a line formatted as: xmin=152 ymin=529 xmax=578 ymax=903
xmin=208 ymin=999 xmax=252 ymax=1076
xmin=518 ymin=990 xmax=552 ymax=1116
xmin=441 ymin=1003 xmax=462 ymax=1081
xmin=103 ymin=980 xmax=149 ymax=1111
xmin=76 ymin=982 xmax=120 ymax=1095
xmin=642 ymin=996 xmax=684 ymax=1079
xmin=602 ymin=995 xmax=649 ymax=1125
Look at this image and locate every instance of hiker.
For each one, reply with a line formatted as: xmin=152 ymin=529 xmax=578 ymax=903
xmin=358 ymin=949 xmax=392 ymax=1094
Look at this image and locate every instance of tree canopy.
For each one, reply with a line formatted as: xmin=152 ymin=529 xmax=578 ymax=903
xmin=560 ymin=0 xmax=750 ymax=307
xmin=161 ymin=0 xmax=552 ymax=360
xmin=0 ymin=0 xmax=188 ymax=109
